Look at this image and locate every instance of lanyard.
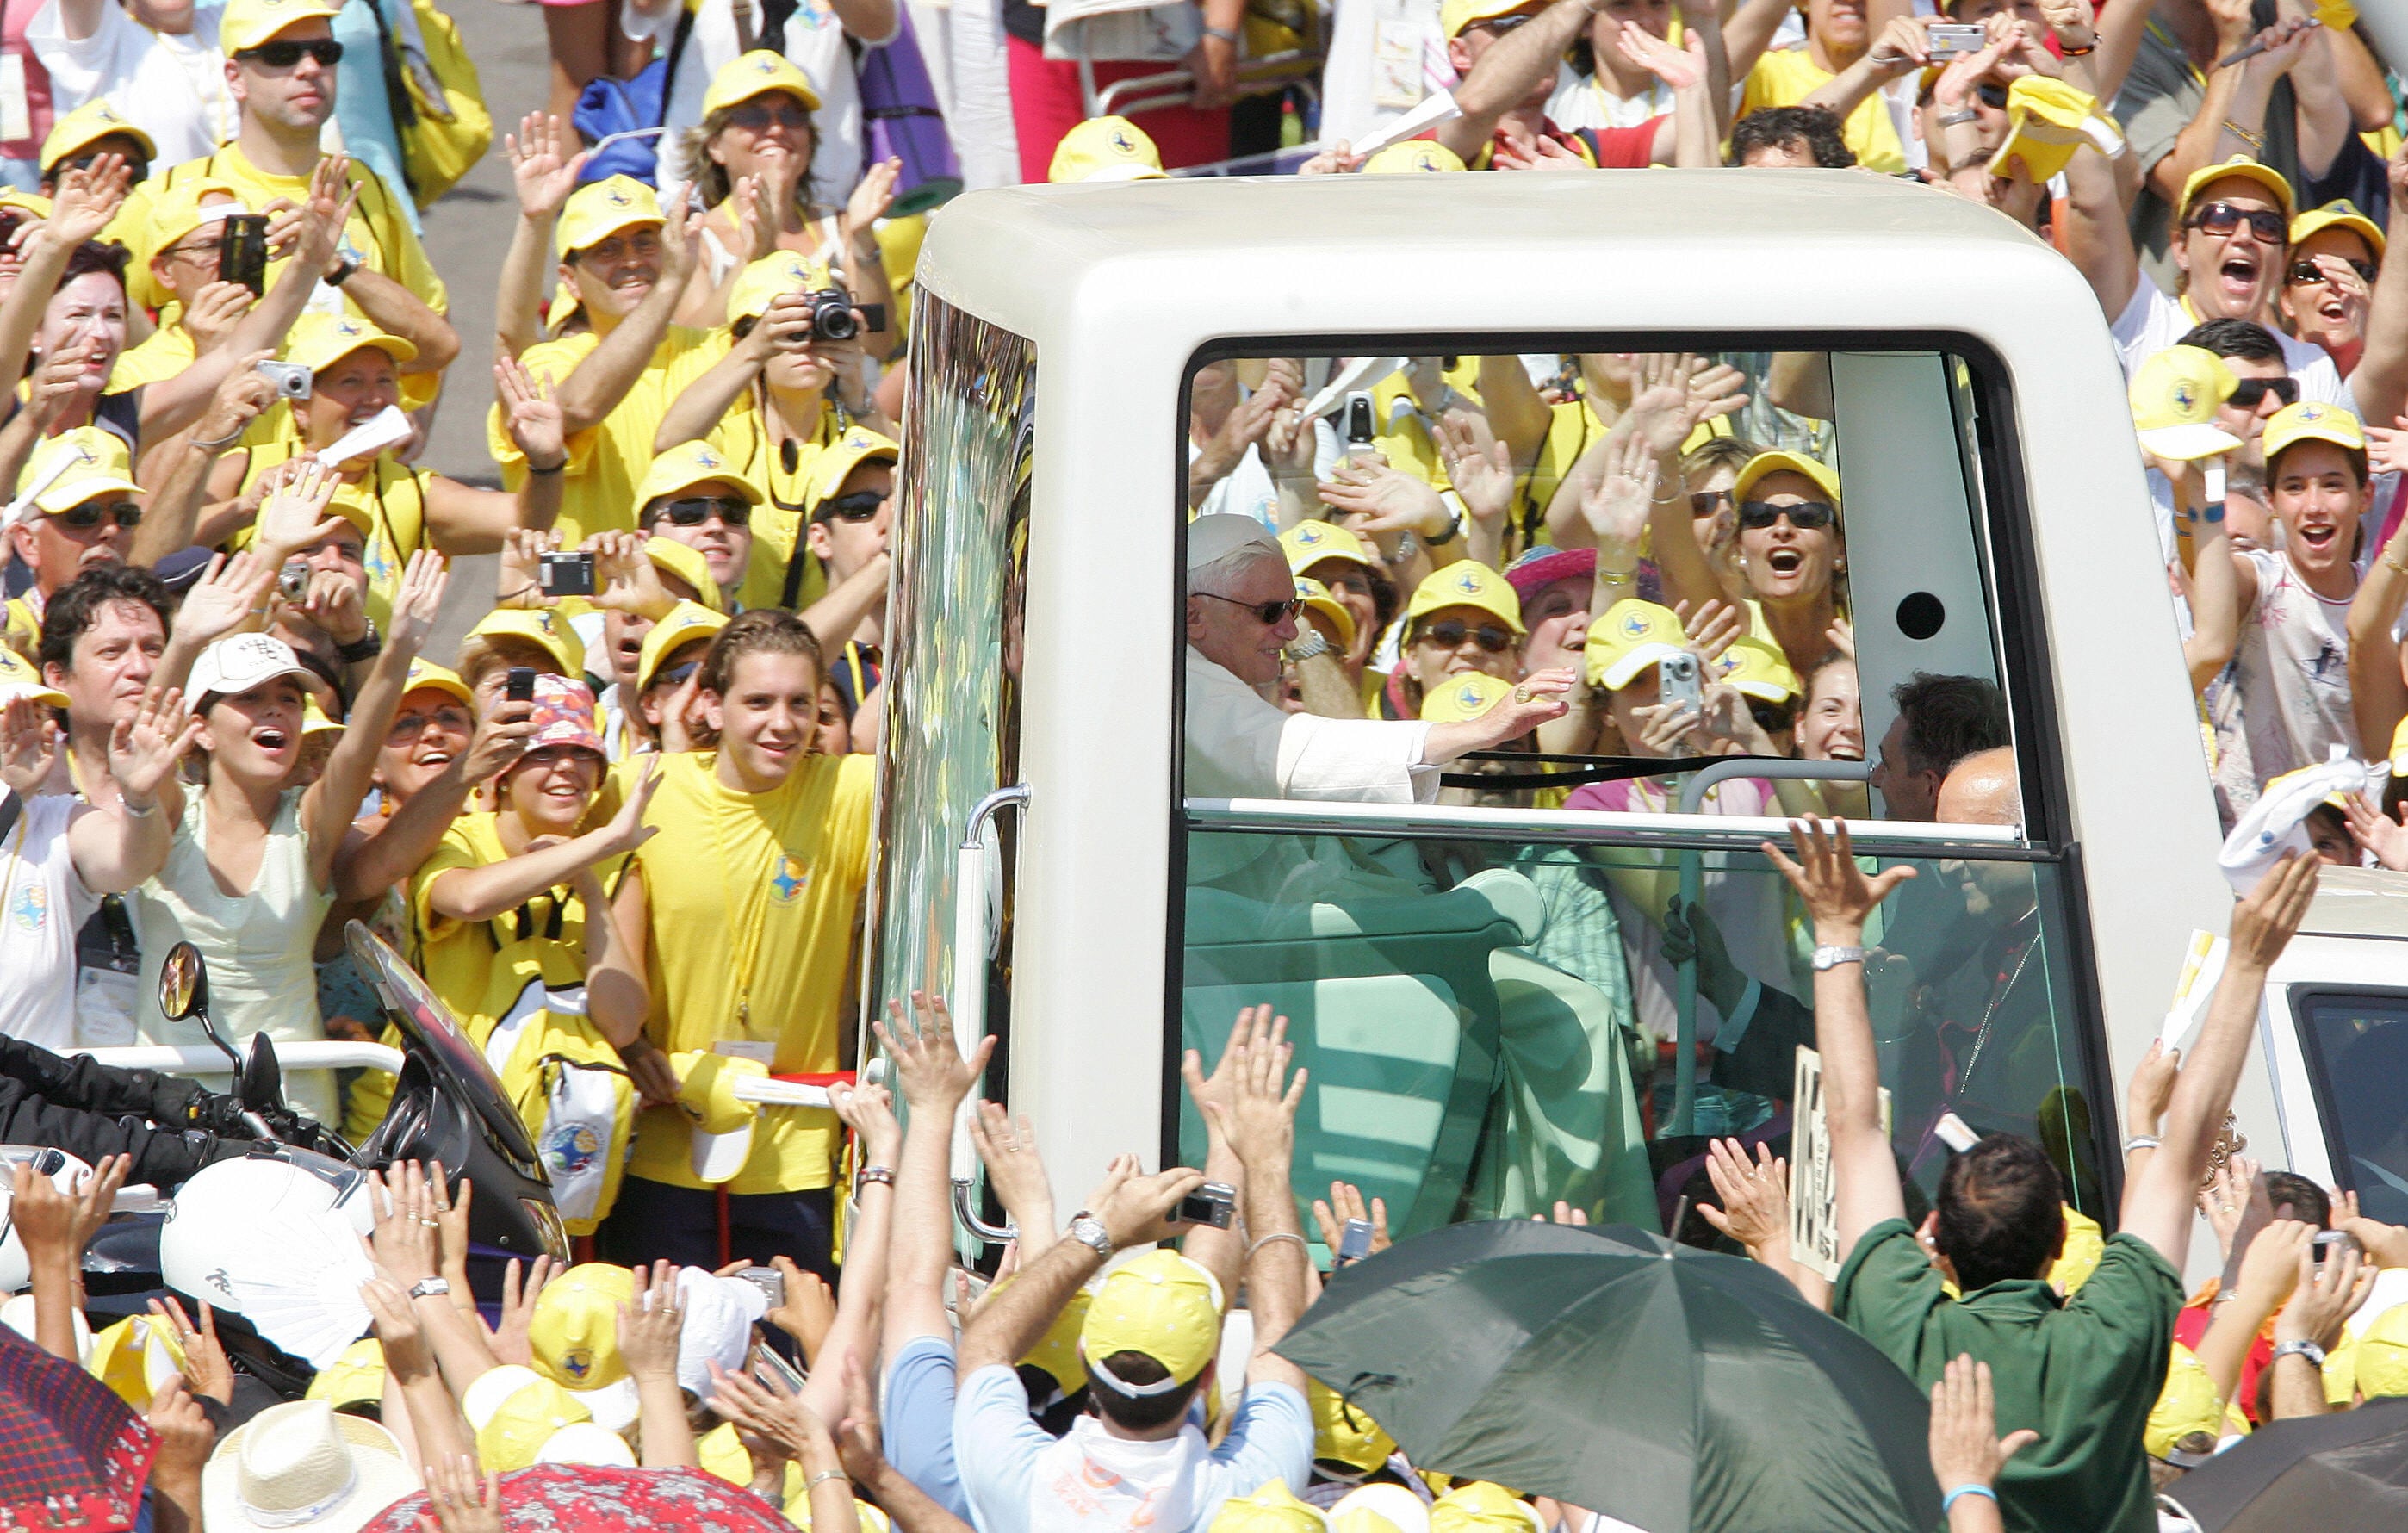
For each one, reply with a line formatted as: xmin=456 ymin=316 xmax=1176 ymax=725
xmin=0 ymin=789 xmax=32 ymax=939
xmin=710 ymin=787 xmax=781 ymax=1036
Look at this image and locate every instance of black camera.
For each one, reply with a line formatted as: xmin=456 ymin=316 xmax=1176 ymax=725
xmin=538 ymin=551 xmax=595 ymax=597
xmin=1175 ymin=1181 xmax=1238 ymax=1229
xmin=804 ymin=288 xmax=887 ymax=342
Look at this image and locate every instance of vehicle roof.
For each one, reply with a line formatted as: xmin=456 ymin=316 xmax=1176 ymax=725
xmin=2296 ymin=865 xmax=2408 ymax=940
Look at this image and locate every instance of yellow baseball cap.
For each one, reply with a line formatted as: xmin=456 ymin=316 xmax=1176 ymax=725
xmin=400 ymin=659 xmax=473 ymax=709
xmin=469 ymin=605 xmax=586 ymax=677
xmin=638 ymin=600 xmax=729 ymax=693
xmin=1015 ymin=1285 xmax=1094 ymax=1398
xmin=146 ymin=179 xmax=251 ymax=257
xmin=1280 ymin=519 xmax=1375 ymax=574
xmin=1429 ymin=1484 xmax=1543 ymax=1533
xmin=283 ymin=312 xmax=417 ymax=376
xmin=1585 ymin=599 xmax=1690 ymax=691
xmin=1079 ymin=1250 xmax=1224 ymax=1389
xmin=2262 ymin=400 xmax=2368 ymax=467
xmin=2292 ymin=200 xmax=2386 ymax=259
xmin=1212 ymin=1481 xmax=1329 ymax=1533
xmin=1420 ymin=672 xmax=1513 ymax=723
xmin=0 ymin=191 xmax=51 ymax=220
xmin=2357 ymin=1300 xmax=2408 ymax=1399
xmin=2045 ymin=1204 xmax=2104 ymax=1295
xmin=703 ymin=50 xmax=822 ymax=117
xmin=2144 ymin=1343 xmax=2226 ymax=1461
xmin=1308 ymin=1380 xmax=1396 ymax=1474
xmin=1441 ymin=0 xmax=1537 ymax=38
xmin=1295 ymin=575 xmax=1355 ymax=649
xmin=1732 ymin=449 xmax=1840 ymax=506
xmin=460 ymin=1364 xmax=594 ymax=1472
xmin=21 ymin=427 xmax=140 ymax=514
xmin=727 ymin=250 xmax=831 ymax=326
xmin=1405 ymin=562 xmax=1524 ymax=635
xmin=0 ymin=649 xmax=67 ymax=710
xmin=644 ymin=536 xmax=723 ymax=611
xmin=1983 ymin=78 xmax=2095 ymax=185
xmin=1330 ymin=1486 xmax=1429 ymax=1533
xmin=1362 ymin=141 xmax=1466 ymax=175
xmin=1713 ymin=636 xmax=1800 ymax=703
xmin=2180 ymin=154 xmax=2296 ymax=223
xmin=2129 ymin=344 xmax=2242 ymax=461
xmin=305 ymin=1338 xmax=388 ymax=1411
xmin=806 ymin=425 xmax=899 ymax=508
xmin=40 ymin=100 xmax=155 ymax=175
xmin=556 ymin=176 xmax=663 ymax=260
xmin=220 ymin=0 xmax=343 ymax=56
xmin=87 ymin=1316 xmax=187 ymax=1410
xmin=636 ymin=440 xmax=764 ymax=512
xmin=300 ymin=696 xmax=343 ymax=738
xmin=529 ymin=1263 xmax=634 ymax=1391
xmin=1049 ymin=116 xmax=1166 ymax=183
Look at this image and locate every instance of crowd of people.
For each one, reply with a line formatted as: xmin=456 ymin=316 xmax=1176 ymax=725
xmin=0 ymin=0 xmax=2402 ymax=1529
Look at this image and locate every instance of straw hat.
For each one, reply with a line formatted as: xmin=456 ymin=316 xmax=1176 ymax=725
xmin=202 ymin=1400 xmax=415 ymax=1533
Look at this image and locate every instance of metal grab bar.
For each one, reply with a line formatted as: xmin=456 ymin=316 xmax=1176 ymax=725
xmin=1677 ymin=758 xmax=1872 ymax=816
xmin=1090 ymin=49 xmax=1323 ymax=121
xmin=66 ymin=1041 xmax=405 ymax=1077
xmin=949 ymin=785 xmax=1031 ymax=1247
xmin=953 ymin=1179 xmax=1017 ymax=1245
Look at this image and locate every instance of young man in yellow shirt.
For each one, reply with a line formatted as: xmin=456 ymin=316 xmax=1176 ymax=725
xmin=1725 ymin=0 xmax=1910 ymax=174
xmin=105 ymin=0 xmax=458 ymax=399
xmin=483 ymin=177 xmax=726 ymax=546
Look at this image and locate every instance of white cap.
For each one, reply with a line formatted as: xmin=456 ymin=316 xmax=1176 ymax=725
xmin=189 ymin=633 xmax=314 ymax=705
xmin=161 ymin=1158 xmax=374 ymax=1369
xmin=675 ymin=1266 xmax=768 ymax=1400
xmin=572 ymin=1375 xmax=641 ymax=1431
xmin=535 ymin=1421 xmax=638 ymax=1466
xmin=1186 ymin=512 xmax=1282 ymax=574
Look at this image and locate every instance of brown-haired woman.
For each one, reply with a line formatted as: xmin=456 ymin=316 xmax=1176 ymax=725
xmin=594 ymin=608 xmax=873 ymax=1276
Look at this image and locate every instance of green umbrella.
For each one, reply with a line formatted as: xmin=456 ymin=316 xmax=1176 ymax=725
xmin=1275 ymin=1220 xmax=1939 ymax=1533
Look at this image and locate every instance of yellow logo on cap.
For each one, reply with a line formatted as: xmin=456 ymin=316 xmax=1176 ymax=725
xmin=561 ymin=1350 xmax=594 ymax=1381
xmin=534 ymin=611 xmax=555 ymax=634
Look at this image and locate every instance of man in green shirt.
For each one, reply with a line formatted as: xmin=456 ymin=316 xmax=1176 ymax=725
xmin=1762 ymin=777 xmax=2318 ymax=1533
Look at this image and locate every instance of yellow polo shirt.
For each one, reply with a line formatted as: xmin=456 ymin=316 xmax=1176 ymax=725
xmin=486 ymin=326 xmax=726 ymax=546
xmin=624 ymin=749 xmax=873 ymax=1194
xmin=1739 ymin=47 xmax=1908 ymax=175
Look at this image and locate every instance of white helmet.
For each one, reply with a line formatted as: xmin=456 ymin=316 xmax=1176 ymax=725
xmin=0 ymin=1149 xmax=95 ymax=1294
xmin=160 ymin=1157 xmax=375 ymax=1370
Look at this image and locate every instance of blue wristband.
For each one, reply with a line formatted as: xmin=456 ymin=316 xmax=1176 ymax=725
xmin=1940 ymin=1485 xmax=1998 ymax=1514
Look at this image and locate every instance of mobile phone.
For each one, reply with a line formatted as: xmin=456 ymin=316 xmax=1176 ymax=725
xmin=255 ymin=359 xmax=312 ymax=400
xmin=735 ymin=1264 xmax=785 ymax=1309
xmin=1344 ymin=390 xmax=1376 ymax=454
xmin=2312 ymin=1229 xmax=2360 ymax=1264
xmin=1175 ymin=1180 xmax=1238 ymax=1229
xmin=538 ymin=550 xmax=596 ymax=597
xmin=277 ymin=560 xmax=309 ymax=602
xmin=219 ymin=214 xmax=270 ymax=295
xmin=1927 ymin=22 xmax=1987 ymax=61
xmin=504 ymin=666 xmax=537 ymax=704
xmin=751 ymin=1342 xmax=807 ymax=1395
xmin=1658 ymin=651 xmax=1704 ymax=711
xmin=1336 ymin=1218 xmax=1375 ymax=1267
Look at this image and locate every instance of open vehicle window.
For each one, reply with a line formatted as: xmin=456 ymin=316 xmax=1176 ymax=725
xmin=1172 ymin=342 xmax=2109 ymax=1242
xmin=2293 ymin=990 xmax=2408 ymax=1225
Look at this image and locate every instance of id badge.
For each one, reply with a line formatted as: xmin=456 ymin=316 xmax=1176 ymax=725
xmin=714 ymin=1039 xmax=776 ymax=1065
xmin=74 ymin=967 xmax=141 ymax=1047
xmin=0 ymin=55 xmax=30 ymax=148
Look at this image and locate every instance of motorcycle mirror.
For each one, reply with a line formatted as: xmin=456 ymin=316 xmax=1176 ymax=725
xmin=157 ymin=941 xmax=208 ymax=1022
xmin=240 ymin=1033 xmax=285 ymax=1114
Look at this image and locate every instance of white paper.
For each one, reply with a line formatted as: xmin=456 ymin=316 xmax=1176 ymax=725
xmin=313 ymin=405 xmax=413 ymax=467
xmin=2159 ymin=930 xmax=2227 ymax=1055
xmin=1347 ymin=90 xmax=1462 ymax=160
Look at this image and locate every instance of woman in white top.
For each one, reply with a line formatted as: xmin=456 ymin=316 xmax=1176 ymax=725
xmin=28 ymin=0 xmax=235 ymax=169
xmin=133 ymin=485 xmax=446 ymax=1125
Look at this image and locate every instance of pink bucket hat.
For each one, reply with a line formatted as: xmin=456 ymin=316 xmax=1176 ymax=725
xmin=525 ymin=674 xmax=605 ymax=759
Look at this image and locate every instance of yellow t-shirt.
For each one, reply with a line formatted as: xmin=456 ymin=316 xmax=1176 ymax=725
xmin=700 ymin=390 xmax=845 ymax=611
xmin=1739 ymin=47 xmax=1908 ymax=175
xmin=109 ymin=146 xmax=450 ymax=334
xmin=109 ymin=326 xmax=192 ymax=392
xmin=1368 ymin=357 xmax=1484 ymax=487
xmin=3 ymin=596 xmax=37 ymax=661
xmin=486 ymin=326 xmax=726 ymax=546
xmin=624 ymin=749 xmax=874 ymax=1193
xmin=227 ymin=438 xmax=436 ymax=636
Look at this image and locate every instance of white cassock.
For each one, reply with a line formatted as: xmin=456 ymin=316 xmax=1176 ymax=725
xmin=1183 ymin=647 xmax=1441 ymax=804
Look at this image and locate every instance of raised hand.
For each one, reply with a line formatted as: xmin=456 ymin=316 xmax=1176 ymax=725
xmin=497 ymin=355 xmax=567 ymax=469
xmin=10 ymin=1152 xmax=128 ymax=1269
xmin=1928 ymin=1356 xmax=2037 ymax=1499
xmin=1200 ymin=1008 xmax=1306 ymax=1172
xmin=2275 ymin=1236 xmax=2374 ymax=1350
xmin=171 ymin=552 xmax=276 ymax=650
xmin=1761 ymin=818 xmax=1918 ymax=940
xmin=600 ymin=756 xmax=662 ymax=856
xmin=386 ymin=549 xmax=450 ymax=657
xmin=296 ymin=155 xmax=363 ymax=277
xmin=759 ymin=1254 xmax=834 ymax=1355
xmin=108 ymin=686 xmax=202 ymax=808
xmin=618 ymin=1259 xmax=684 ymax=1382
xmin=969 ymin=1101 xmax=1055 ymax=1242
xmin=830 ymin=1079 xmax=903 ymax=1170
xmin=2125 ymin=1039 xmax=2181 ymax=1142
xmin=47 ymin=153 xmax=132 ymax=245
xmin=414 ymin=1453 xmax=502 ymax=1533
xmin=147 ymin=1294 xmax=234 ymax=1405
xmin=487 ymin=1255 xmax=555 ymax=1366
xmin=1082 ymin=1152 xmax=1208 ymax=1251
xmin=1309 ymin=1181 xmax=1390 ymax=1262
xmin=2227 ymin=852 xmax=2318 ymax=973
xmin=1183 ymin=1004 xmax=1274 ymax=1145
xmin=842 ymin=158 xmax=902 ymax=250
xmin=0 ymin=695 xmax=58 ymax=794
xmin=2198 ymin=1154 xmax=2259 ymax=1263
xmin=367 ymin=1163 xmax=440 ymax=1284
xmin=507 ymin=111 xmax=588 ymax=220
xmin=1617 ymin=17 xmax=1710 ymax=86
xmin=1583 ymin=428 xmax=1657 ymax=549
xmin=873 ymin=991 xmax=991 ymax=1112
xmin=1672 ymin=598 xmax=1742 ymax=666
xmin=1434 ymin=410 xmax=1515 ymax=533
xmin=1697 ymin=1139 xmax=1790 ymax=1253
xmin=253 ymin=459 xmax=347 ymax=564
xmin=182 ymin=283 xmax=257 ymax=357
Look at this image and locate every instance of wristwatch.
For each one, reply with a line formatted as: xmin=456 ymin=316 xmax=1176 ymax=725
xmin=2270 ymin=1338 xmax=2327 ymax=1369
xmin=1810 ymin=945 xmax=1868 ymax=971
xmin=1068 ymin=1213 xmax=1114 ymax=1258
xmin=325 ymin=255 xmax=360 ymax=288
xmin=1286 ymin=628 xmax=1331 ymax=663
xmin=334 ymin=617 xmax=382 ymax=664
xmin=408 ymin=1276 xmax=451 ymax=1300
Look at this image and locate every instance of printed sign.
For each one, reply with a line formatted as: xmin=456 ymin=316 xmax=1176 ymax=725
xmin=1790 ymin=1046 xmax=1890 ymax=1282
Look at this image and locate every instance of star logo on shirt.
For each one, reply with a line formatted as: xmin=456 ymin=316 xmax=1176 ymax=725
xmin=771 ymin=854 xmax=810 ymax=903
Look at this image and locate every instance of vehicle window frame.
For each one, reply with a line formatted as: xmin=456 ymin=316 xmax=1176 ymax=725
xmin=2287 ymin=984 xmax=2408 ymax=1214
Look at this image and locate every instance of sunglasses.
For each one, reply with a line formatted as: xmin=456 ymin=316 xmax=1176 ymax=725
xmin=2228 ymin=376 xmax=2300 ymax=410
xmin=649 ymin=660 xmax=702 ymax=693
xmin=1199 ymin=592 xmax=1305 ymax=626
xmin=1738 ymin=500 xmax=1835 ymax=531
xmin=726 ymin=99 xmax=813 ymax=133
xmin=1469 ymin=12 xmax=1533 ymax=33
xmin=2288 ymin=257 xmax=2379 ymax=286
xmin=651 ymin=496 xmax=752 ymax=528
xmin=816 ymin=488 xmax=889 ymax=524
xmin=2188 ymin=201 xmax=2287 ymax=244
xmin=1690 ymin=489 xmax=1734 ymax=517
xmin=1415 ymin=618 xmax=1516 ymax=653
xmin=1975 ymin=82 xmax=2008 ymax=110
xmin=60 ymin=150 xmax=149 ymax=184
xmin=238 ymin=39 xmax=344 ymax=68
xmin=55 ymin=500 xmax=140 ymax=531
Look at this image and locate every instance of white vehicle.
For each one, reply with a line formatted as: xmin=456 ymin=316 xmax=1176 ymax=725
xmin=868 ymin=171 xmax=2326 ymax=1264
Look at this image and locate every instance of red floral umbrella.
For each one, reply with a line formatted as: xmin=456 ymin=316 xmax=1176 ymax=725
xmin=361 ymin=1465 xmax=792 ymax=1531
xmin=0 ymin=1325 xmax=156 ymax=1533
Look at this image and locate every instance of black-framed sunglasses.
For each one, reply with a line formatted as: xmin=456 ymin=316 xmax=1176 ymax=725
xmin=1414 ymin=618 xmax=1516 ymax=653
xmin=1468 ymin=12 xmax=1534 ymax=34
xmin=59 ymin=150 xmax=149 ymax=184
xmin=2228 ymin=376 xmax=2300 ymax=410
xmin=56 ymin=500 xmax=140 ymax=531
xmin=237 ymin=39 xmax=344 ymax=68
xmin=650 ymin=496 xmax=752 ymax=528
xmin=1975 ymin=81 xmax=2008 ymax=110
xmin=1199 ymin=592 xmax=1304 ymax=626
xmin=1690 ymin=489 xmax=1734 ymax=517
xmin=650 ymin=660 xmax=702 ymax=692
xmin=815 ymin=487 xmax=889 ymax=524
xmin=2188 ymin=201 xmax=2287 ymax=244
xmin=2289 ymin=257 xmax=2379 ymax=286
xmin=726 ymin=99 xmax=813 ymax=133
xmin=1738 ymin=500 xmax=1835 ymax=531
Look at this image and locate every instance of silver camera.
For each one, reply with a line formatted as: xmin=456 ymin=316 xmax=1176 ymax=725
xmin=255 ymin=359 xmax=313 ymax=400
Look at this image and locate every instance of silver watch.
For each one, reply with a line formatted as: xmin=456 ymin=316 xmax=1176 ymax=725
xmin=2270 ymin=1338 xmax=2327 ymax=1369
xmin=1068 ymin=1214 xmax=1114 ymax=1257
xmin=1286 ymin=628 xmax=1331 ymax=662
xmin=1810 ymin=945 xmax=1868 ymax=971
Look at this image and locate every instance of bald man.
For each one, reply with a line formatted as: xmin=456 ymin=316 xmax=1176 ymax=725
xmin=1935 ymin=746 xmax=2020 ymax=827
